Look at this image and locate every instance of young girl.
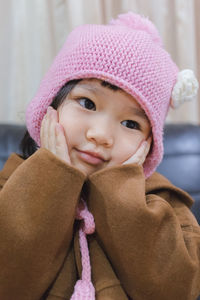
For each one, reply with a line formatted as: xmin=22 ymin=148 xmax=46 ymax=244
xmin=0 ymin=12 xmax=200 ymax=300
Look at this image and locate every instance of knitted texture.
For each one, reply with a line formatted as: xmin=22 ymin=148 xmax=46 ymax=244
xmin=70 ymin=199 xmax=95 ymax=299
xmin=26 ymin=12 xmax=178 ymax=177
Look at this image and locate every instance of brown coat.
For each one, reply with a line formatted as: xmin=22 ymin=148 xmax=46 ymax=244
xmin=0 ymin=148 xmax=200 ymax=300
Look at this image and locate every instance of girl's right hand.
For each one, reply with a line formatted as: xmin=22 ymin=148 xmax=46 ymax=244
xmin=40 ymin=106 xmax=71 ymax=165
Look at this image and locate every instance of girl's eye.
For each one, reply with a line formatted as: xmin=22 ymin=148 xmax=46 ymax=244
xmin=77 ymin=98 xmax=96 ymax=111
xmin=121 ymin=120 xmax=140 ymax=130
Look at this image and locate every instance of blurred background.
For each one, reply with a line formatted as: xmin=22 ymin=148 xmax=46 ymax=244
xmin=0 ymin=0 xmax=199 ymax=125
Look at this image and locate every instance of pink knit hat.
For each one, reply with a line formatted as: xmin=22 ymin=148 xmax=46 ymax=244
xmin=26 ymin=12 xmax=179 ymax=177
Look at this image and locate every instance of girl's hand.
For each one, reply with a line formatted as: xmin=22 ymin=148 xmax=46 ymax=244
xmin=40 ymin=106 xmax=71 ymax=165
xmin=123 ymin=136 xmax=152 ymax=166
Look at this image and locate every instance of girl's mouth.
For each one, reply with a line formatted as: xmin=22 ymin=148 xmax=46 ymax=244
xmin=75 ymin=149 xmax=105 ymax=165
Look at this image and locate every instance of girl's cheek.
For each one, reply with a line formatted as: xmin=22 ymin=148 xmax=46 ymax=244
xmin=113 ymin=135 xmax=143 ymax=163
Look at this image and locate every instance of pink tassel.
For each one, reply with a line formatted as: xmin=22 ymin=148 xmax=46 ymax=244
xmin=70 ymin=199 xmax=95 ymax=299
xmin=70 ymin=280 xmax=95 ymax=300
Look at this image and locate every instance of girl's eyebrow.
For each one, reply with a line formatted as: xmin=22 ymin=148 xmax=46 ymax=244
xmin=70 ymin=85 xmax=107 ymax=97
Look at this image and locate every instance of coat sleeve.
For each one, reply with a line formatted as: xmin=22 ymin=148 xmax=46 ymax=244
xmin=0 ymin=148 xmax=86 ymax=300
xmin=87 ymin=164 xmax=200 ymax=300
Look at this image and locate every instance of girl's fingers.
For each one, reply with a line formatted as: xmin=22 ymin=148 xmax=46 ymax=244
xmin=48 ymin=109 xmax=57 ymax=155
xmin=40 ymin=111 xmax=50 ymax=148
xmin=134 ymin=141 xmax=148 ymax=165
xmin=122 ymin=141 xmax=146 ymax=165
xmin=41 ymin=107 xmax=58 ymax=154
xmin=123 ymin=135 xmax=152 ymax=166
xmin=137 ymin=141 xmax=149 ymax=165
xmin=146 ymin=135 xmax=152 ymax=149
xmin=141 ymin=135 xmax=152 ymax=163
xmin=55 ymin=123 xmax=71 ymax=164
xmin=40 ymin=119 xmax=44 ymax=147
xmin=50 ymin=109 xmax=71 ymax=164
xmin=142 ymin=137 xmax=151 ymax=160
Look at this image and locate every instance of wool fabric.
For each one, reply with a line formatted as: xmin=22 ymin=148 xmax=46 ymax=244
xmin=72 ymin=199 xmax=95 ymax=299
xmin=26 ymin=12 xmax=178 ymax=177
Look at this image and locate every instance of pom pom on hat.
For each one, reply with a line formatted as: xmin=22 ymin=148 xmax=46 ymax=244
xmin=171 ymin=69 xmax=199 ymax=108
xmin=109 ymin=12 xmax=163 ymax=47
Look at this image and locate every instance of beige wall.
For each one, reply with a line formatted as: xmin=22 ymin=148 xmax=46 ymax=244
xmin=0 ymin=0 xmax=199 ymax=124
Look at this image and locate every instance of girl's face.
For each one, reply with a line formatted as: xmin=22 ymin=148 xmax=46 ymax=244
xmin=58 ymin=79 xmax=151 ymax=176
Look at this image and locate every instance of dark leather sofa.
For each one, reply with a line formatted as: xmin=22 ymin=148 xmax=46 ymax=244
xmin=0 ymin=123 xmax=200 ymax=299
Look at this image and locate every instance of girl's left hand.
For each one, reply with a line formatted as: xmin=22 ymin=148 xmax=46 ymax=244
xmin=122 ymin=136 xmax=152 ymax=166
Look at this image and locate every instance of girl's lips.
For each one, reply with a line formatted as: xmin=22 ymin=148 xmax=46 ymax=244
xmin=76 ymin=149 xmax=105 ymax=165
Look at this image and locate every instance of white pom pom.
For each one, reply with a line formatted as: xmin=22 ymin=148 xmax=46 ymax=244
xmin=171 ymin=69 xmax=199 ymax=109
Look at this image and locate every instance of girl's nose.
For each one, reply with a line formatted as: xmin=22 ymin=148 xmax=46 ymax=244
xmin=86 ymin=122 xmax=114 ymax=147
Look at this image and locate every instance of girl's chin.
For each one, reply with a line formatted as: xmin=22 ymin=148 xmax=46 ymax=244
xmin=70 ymin=150 xmax=106 ymax=175
xmin=71 ymin=160 xmax=104 ymax=176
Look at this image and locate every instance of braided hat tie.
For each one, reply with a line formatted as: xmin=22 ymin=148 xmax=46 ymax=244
xmin=70 ymin=199 xmax=95 ymax=299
